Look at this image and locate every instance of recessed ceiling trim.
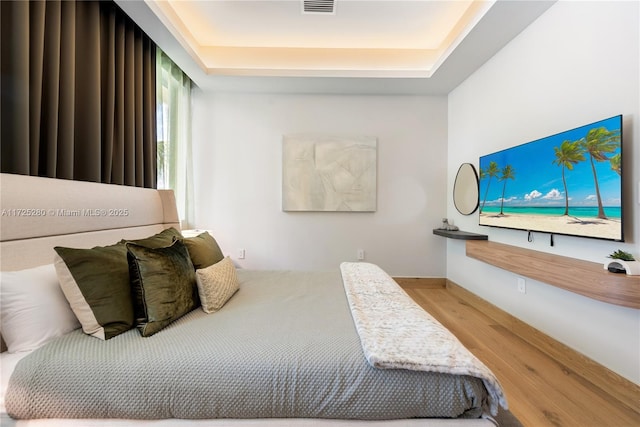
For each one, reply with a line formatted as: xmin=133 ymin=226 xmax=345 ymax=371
xmin=302 ymin=0 xmax=336 ymax=15
xmin=199 ymin=46 xmax=435 ymax=78
xmin=143 ymin=0 xmax=500 ymax=78
xmin=145 ymin=0 xmax=207 ymax=71
xmin=431 ymin=0 xmax=495 ymax=72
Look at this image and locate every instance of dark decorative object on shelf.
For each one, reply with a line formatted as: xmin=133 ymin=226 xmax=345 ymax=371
xmin=608 ymin=264 xmax=626 ymax=274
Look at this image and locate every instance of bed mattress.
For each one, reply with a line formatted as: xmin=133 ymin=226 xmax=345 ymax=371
xmin=6 ymin=269 xmax=488 ymax=421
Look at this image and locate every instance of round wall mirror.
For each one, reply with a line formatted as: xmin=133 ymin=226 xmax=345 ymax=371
xmin=453 ymin=163 xmax=479 ymax=215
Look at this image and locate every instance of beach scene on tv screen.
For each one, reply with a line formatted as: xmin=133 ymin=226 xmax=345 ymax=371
xmin=479 ymin=116 xmax=622 ymax=241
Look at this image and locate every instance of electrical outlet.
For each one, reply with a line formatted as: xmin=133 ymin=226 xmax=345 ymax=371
xmin=517 ymin=277 xmax=526 ymax=294
xmin=357 ymin=249 xmax=365 ymax=261
xmin=238 ymin=249 xmax=246 ymax=259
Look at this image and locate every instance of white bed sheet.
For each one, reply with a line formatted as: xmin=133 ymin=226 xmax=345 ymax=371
xmin=1 ymin=352 xmax=29 ymax=413
xmin=1 ymin=417 xmax=495 ymax=426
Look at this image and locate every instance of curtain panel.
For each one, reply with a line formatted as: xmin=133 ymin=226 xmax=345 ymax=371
xmin=157 ymin=49 xmax=194 ymax=228
xmin=1 ymin=0 xmax=156 ymax=188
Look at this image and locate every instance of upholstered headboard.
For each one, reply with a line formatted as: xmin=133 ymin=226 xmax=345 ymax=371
xmin=0 ymin=173 xmax=180 ymax=271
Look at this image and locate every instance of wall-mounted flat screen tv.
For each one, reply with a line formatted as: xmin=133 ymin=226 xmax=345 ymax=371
xmin=479 ymin=115 xmax=623 ymax=241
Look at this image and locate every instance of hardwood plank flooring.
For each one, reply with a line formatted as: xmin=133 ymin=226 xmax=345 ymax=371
xmin=403 ymin=285 xmax=640 ymax=427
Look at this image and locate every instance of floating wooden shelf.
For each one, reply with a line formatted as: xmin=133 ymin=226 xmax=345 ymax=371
xmin=465 ymin=240 xmax=640 ymax=309
xmin=432 ymin=229 xmax=488 ymax=240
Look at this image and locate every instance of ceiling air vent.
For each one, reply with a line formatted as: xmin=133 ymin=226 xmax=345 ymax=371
xmin=303 ymin=0 xmax=335 ymax=15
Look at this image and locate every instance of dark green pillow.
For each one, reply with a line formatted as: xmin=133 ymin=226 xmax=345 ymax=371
xmin=121 ymin=227 xmax=183 ymax=248
xmin=182 ymin=231 xmax=224 ymax=270
xmin=127 ymin=239 xmax=198 ymax=337
xmin=54 ymin=242 xmax=133 ymax=340
xmin=54 ymin=227 xmax=185 ymax=340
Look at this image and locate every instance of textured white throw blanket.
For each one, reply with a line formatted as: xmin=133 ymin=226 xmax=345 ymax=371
xmin=340 ymin=262 xmax=508 ymax=416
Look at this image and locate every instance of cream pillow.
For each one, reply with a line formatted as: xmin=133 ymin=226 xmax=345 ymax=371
xmin=195 ymin=257 xmax=239 ymax=313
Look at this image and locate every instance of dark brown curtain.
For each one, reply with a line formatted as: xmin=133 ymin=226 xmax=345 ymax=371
xmin=1 ymin=0 xmax=156 ymax=188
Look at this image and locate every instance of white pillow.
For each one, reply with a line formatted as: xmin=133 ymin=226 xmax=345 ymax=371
xmin=1 ymin=264 xmax=80 ymax=353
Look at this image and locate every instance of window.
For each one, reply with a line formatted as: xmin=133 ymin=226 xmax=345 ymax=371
xmin=156 ymin=49 xmax=193 ymax=227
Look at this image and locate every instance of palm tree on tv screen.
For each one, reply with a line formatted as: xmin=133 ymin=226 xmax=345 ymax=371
xmin=609 ymin=153 xmax=621 ymax=176
xmin=552 ymin=140 xmax=585 ymax=216
xmin=479 ymin=161 xmax=500 ymax=214
xmin=498 ymin=165 xmax=515 ymax=216
xmin=580 ymin=127 xmax=621 ymax=219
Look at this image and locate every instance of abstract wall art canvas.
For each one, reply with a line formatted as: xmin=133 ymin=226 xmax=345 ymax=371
xmin=282 ymin=134 xmax=377 ymax=212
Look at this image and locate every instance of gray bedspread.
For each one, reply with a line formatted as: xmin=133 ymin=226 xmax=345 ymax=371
xmin=6 ymin=270 xmax=487 ymax=420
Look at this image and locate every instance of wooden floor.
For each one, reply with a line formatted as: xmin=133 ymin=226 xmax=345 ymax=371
xmin=402 ymin=284 xmax=640 ymax=427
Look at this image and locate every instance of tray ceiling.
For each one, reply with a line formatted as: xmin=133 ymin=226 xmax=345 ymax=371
xmin=118 ymin=0 xmax=556 ymax=93
xmin=145 ymin=0 xmax=492 ymax=78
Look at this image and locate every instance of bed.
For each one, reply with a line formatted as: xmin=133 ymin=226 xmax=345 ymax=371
xmin=0 ymin=173 xmax=507 ymax=426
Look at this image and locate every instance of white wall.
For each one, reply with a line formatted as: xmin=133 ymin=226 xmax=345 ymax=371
xmin=448 ymin=1 xmax=639 ymax=383
xmin=191 ymin=93 xmax=448 ymax=277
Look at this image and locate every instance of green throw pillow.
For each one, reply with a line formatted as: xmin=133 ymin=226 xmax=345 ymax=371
xmin=54 ymin=227 xmax=185 ymax=340
xmin=54 ymin=242 xmax=133 ymax=340
xmin=182 ymin=231 xmax=224 ymax=270
xmin=127 ymin=239 xmax=199 ymax=337
xmin=121 ymin=227 xmax=183 ymax=248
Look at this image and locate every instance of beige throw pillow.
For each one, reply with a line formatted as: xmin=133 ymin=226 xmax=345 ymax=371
xmin=195 ymin=257 xmax=239 ymax=313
